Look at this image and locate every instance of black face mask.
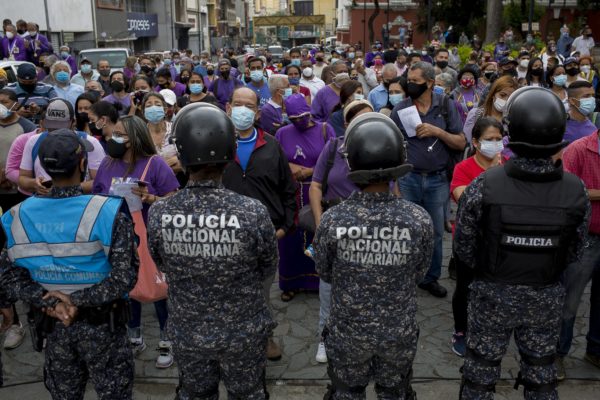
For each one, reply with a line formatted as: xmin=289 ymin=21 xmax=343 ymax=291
xmin=17 ymin=29 xmax=26 ymax=35
xmin=76 ymin=112 xmax=89 ymax=131
xmin=159 ymin=82 xmax=170 ymax=89
xmin=106 ymin=138 xmax=128 ymax=159
xmin=566 ymin=67 xmax=580 ymax=76
xmin=406 ymin=82 xmax=428 ymax=100
xmin=530 ymin=68 xmax=543 ymax=77
xmin=436 ymin=61 xmax=448 ymax=69
xmin=89 ymin=120 xmax=104 ymax=137
xmin=110 ymin=81 xmax=124 ymax=92
xmin=88 ymin=89 xmax=102 ymax=99
xmin=207 ymin=69 xmax=214 ymax=76
xmin=99 ymin=69 xmax=110 ymax=77
xmin=141 ymin=65 xmax=154 ymax=74
xmin=221 ymin=71 xmax=230 ymax=80
xmin=316 ymin=57 xmax=324 ymax=62
xmin=484 ymin=71 xmax=495 ymax=80
xmin=180 ymin=76 xmax=190 ymax=84
xmin=19 ymin=82 xmax=36 ymax=93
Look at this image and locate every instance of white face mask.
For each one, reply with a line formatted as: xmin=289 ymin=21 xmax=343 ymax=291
xmin=581 ymin=65 xmax=591 ymax=74
xmin=520 ymin=59 xmax=529 ymax=69
xmin=302 ymin=67 xmax=313 ymax=77
xmin=479 ymin=140 xmax=504 ymax=159
xmin=5 ymin=32 xmax=14 ymax=39
xmin=493 ymin=96 xmax=507 ymax=113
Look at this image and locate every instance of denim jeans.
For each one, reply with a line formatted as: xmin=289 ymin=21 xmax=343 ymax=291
xmin=128 ymin=298 xmax=169 ymax=340
xmin=558 ymin=234 xmax=600 ymax=357
xmin=399 ymin=171 xmax=449 ymax=284
xmin=318 ymin=279 xmax=332 ymax=335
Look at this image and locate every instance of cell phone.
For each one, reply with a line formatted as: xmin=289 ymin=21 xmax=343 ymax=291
xmin=42 ymin=180 xmax=53 ymax=188
xmin=137 ymin=180 xmax=148 ymax=188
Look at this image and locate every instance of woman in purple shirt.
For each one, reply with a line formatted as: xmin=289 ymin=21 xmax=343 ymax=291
xmin=93 ymin=115 xmax=179 ymax=369
xmin=311 ymin=61 xmax=350 ymax=122
xmin=275 ymin=94 xmax=336 ymax=301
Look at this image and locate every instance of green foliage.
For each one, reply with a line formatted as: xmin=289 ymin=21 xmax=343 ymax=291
xmin=415 ymin=0 xmax=486 ymax=36
xmin=503 ymin=1 xmax=545 ymax=32
xmin=457 ymin=45 xmax=474 ymax=66
xmin=483 ymin=43 xmax=496 ymax=54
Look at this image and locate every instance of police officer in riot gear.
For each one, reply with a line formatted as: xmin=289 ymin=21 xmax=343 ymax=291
xmin=454 ymin=87 xmax=590 ymax=399
xmin=314 ymin=113 xmax=434 ymax=399
xmin=0 ymin=129 xmax=137 ymax=399
xmin=147 ymin=103 xmax=278 ymax=400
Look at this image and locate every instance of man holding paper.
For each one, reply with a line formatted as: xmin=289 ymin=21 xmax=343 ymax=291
xmin=391 ymin=61 xmax=466 ymax=299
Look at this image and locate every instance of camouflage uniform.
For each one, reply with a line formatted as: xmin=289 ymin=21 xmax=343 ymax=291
xmin=147 ymin=179 xmax=278 ymax=400
xmin=0 ymin=186 xmax=138 ymax=399
xmin=314 ymin=191 xmax=434 ymax=400
xmin=454 ymin=158 xmax=590 ymax=400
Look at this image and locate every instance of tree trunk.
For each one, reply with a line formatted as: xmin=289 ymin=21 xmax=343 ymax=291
xmin=368 ymin=0 xmax=380 ymax=46
xmin=485 ymin=0 xmax=503 ymax=44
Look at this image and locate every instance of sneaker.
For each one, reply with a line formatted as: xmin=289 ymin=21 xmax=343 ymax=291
xmin=3 ymin=323 xmax=25 ymax=349
xmin=304 ymin=244 xmax=315 ymax=258
xmin=129 ymin=336 xmax=147 ymax=356
xmin=316 ymin=341 xmax=328 ymax=363
xmin=555 ymin=356 xmax=566 ymax=381
xmin=266 ymin=337 xmax=282 ymax=361
xmin=584 ymin=353 xmax=600 ymax=369
xmin=452 ymin=332 xmax=466 ymax=357
xmin=156 ymin=340 xmax=174 ymax=369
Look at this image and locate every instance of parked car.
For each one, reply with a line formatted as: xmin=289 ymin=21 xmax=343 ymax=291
xmin=0 ymin=61 xmax=36 ymax=84
xmin=268 ymin=46 xmax=284 ymax=63
xmin=78 ymin=48 xmax=130 ymax=73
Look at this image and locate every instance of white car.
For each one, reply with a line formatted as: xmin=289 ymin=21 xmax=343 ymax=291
xmin=78 ymin=48 xmax=130 ymax=74
xmin=0 ymin=61 xmax=37 ymax=83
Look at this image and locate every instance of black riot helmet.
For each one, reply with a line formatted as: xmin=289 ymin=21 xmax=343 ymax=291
xmin=172 ymin=102 xmax=236 ymax=167
xmin=344 ymin=113 xmax=413 ymax=184
xmin=505 ymin=86 xmax=568 ymax=158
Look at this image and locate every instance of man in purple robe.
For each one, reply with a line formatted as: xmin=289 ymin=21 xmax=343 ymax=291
xmin=259 ymin=74 xmax=288 ymax=135
xmin=24 ymin=22 xmax=53 ymax=65
xmin=58 ymin=45 xmax=78 ymax=76
xmin=311 ymin=61 xmax=350 ymax=122
xmin=1 ymin=24 xmax=27 ymax=61
xmin=211 ymin=59 xmax=243 ymax=110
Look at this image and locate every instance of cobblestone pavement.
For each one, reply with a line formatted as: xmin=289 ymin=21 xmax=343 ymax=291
xmin=1 ymin=232 xmax=598 ymax=399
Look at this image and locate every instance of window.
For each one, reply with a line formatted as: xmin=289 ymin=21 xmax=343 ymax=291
xmin=97 ymin=0 xmax=125 ymax=10
xmin=130 ymin=0 xmax=147 ymax=13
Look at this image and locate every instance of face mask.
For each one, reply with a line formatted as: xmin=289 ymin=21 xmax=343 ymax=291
xmin=348 ymin=52 xmax=355 ymax=59
xmin=0 ymin=103 xmax=13 ymax=119
xmin=55 ymin=71 xmax=70 ymax=83
xmin=29 ymin=31 xmax=37 ymax=37
xmin=553 ymin=74 xmax=567 ymax=87
xmin=493 ymin=96 xmax=507 ymax=113
xmin=389 ymin=93 xmax=404 ymax=106
xmin=333 ymin=73 xmax=349 ymax=88
xmin=134 ymin=63 xmax=141 ymax=73
xmin=433 ymin=85 xmax=445 ymax=95
xmin=374 ymin=59 xmax=383 ymax=66
xmin=5 ymin=32 xmax=14 ymax=39
xmin=75 ymin=112 xmax=89 ymax=131
xmin=145 ymin=105 xmax=165 ymax=123
xmin=174 ymin=64 xmax=181 ymax=73
xmin=81 ymin=64 xmax=92 ymax=74
xmin=110 ymin=81 xmax=124 ymax=92
xmin=88 ymin=89 xmax=102 ymax=99
xmin=221 ymin=70 xmax=230 ymax=79
xmin=141 ymin=65 xmax=154 ymax=74
xmin=207 ymin=69 xmax=214 ymax=75
xmin=479 ymin=140 xmax=504 ymax=159
xmin=19 ymin=82 xmax=36 ymax=93
xmin=89 ymin=120 xmax=104 ymax=136
xmin=189 ymin=83 xmax=203 ymax=94
xmin=107 ymin=137 xmax=128 ymax=159
xmin=353 ymin=93 xmax=364 ymax=101
xmin=180 ymin=76 xmax=190 ymax=84
xmin=99 ymin=69 xmax=110 ymax=77
xmin=331 ymin=57 xmax=340 ymax=64
xmin=575 ymin=97 xmax=596 ymax=116
xmin=549 ymin=45 xmax=557 ymax=52
xmin=566 ymin=67 xmax=580 ymax=76
xmin=484 ymin=71 xmax=495 ymax=80
xmin=292 ymin=114 xmax=311 ymax=131
xmin=460 ymin=78 xmax=474 ymax=88
xmin=193 ymin=60 xmax=200 ymax=65
xmin=302 ymin=67 xmax=313 ymax=77
xmin=289 ymin=77 xmax=300 ymax=86
xmin=231 ymin=106 xmax=255 ymax=131
xmin=250 ymin=70 xmax=264 ymax=82
xmin=530 ymin=68 xmax=543 ymax=77
xmin=581 ymin=65 xmax=591 ymax=74
xmin=519 ymin=60 xmax=529 ymax=69
xmin=316 ymin=57 xmax=324 ymax=63
xmin=290 ymin=59 xmax=301 ymax=66
xmin=406 ymin=82 xmax=428 ymax=100
xmin=436 ymin=60 xmax=448 ymax=69
xmin=282 ymin=87 xmax=293 ymax=99
xmin=60 ymin=51 xmax=69 ymax=60
xmin=164 ymin=59 xmax=172 ymax=66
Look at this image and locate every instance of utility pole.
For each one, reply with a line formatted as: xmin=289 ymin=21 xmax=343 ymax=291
xmin=91 ymin=0 xmax=98 ymax=47
xmin=43 ymin=0 xmax=52 ymax=37
xmin=528 ymin=0 xmax=534 ymax=36
xmin=427 ymin=0 xmax=432 ymax=41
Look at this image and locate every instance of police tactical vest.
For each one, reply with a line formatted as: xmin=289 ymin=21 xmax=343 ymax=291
xmin=477 ymin=160 xmax=587 ymax=286
xmin=0 ymin=195 xmax=122 ymax=290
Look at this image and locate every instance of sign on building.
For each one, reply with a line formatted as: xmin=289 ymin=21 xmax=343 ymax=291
xmin=127 ymin=12 xmax=159 ymax=38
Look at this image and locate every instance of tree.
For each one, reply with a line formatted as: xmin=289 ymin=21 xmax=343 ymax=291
xmin=415 ymin=0 xmax=486 ymax=38
xmin=368 ymin=0 xmax=380 ymax=45
xmin=486 ymin=0 xmax=503 ymax=44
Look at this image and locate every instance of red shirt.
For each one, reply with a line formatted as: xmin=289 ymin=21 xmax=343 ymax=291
xmin=450 ymin=156 xmax=486 ymax=203
xmin=563 ymin=133 xmax=600 ymax=234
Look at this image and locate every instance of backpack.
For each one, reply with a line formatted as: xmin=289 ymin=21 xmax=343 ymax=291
xmin=31 ymin=130 xmax=89 ymax=178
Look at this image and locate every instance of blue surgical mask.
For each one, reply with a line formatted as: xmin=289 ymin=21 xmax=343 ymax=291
xmin=576 ymin=97 xmax=596 ymax=116
xmin=288 ymin=77 xmax=300 ymax=86
xmin=433 ymin=85 xmax=446 ymax=95
xmin=231 ymin=106 xmax=256 ymax=130
xmin=144 ymin=105 xmax=165 ymax=123
xmin=282 ymin=87 xmax=293 ymax=99
xmin=348 ymin=52 xmax=355 ymax=59
xmin=60 ymin=51 xmax=69 ymax=60
xmin=553 ymin=74 xmax=567 ymax=87
xmin=290 ymin=59 xmax=301 ymax=66
xmin=164 ymin=59 xmax=172 ymax=66
xmin=81 ymin=64 xmax=92 ymax=74
xmin=353 ymin=93 xmax=364 ymax=101
xmin=189 ymin=83 xmax=203 ymax=94
xmin=389 ymin=93 xmax=404 ymax=106
xmin=479 ymin=140 xmax=504 ymax=159
xmin=55 ymin=71 xmax=70 ymax=83
xmin=250 ymin=70 xmax=264 ymax=82
xmin=330 ymin=58 xmax=339 ymax=64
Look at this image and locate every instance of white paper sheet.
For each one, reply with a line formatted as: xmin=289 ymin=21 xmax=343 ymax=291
xmin=397 ymin=106 xmax=422 ymax=137
xmin=110 ymin=180 xmax=143 ymax=212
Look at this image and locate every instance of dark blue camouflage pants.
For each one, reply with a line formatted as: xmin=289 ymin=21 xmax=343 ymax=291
xmin=44 ymin=322 xmax=133 ymax=400
xmin=461 ymin=281 xmax=564 ymax=400
xmin=174 ymin=334 xmax=268 ymax=400
xmin=325 ymin=324 xmax=418 ymax=400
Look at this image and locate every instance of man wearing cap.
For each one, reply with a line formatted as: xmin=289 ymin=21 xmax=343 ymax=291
xmin=6 ymin=63 xmax=57 ymax=124
xmin=71 ymin=57 xmax=100 ymax=88
xmin=24 ymin=22 xmax=52 ymax=66
xmin=565 ymin=57 xmax=588 ymax=87
xmin=154 ymin=68 xmax=187 ymax=97
xmin=0 ymin=128 xmax=137 ymax=400
xmin=19 ymin=98 xmax=105 ymax=195
xmin=58 ymin=45 xmax=78 ymax=76
xmin=1 ymin=24 xmax=27 ymax=61
xmin=159 ymin=89 xmax=177 ymax=121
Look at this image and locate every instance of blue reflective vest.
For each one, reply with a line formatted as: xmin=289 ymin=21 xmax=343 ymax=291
xmin=0 ymin=195 xmax=122 ymax=286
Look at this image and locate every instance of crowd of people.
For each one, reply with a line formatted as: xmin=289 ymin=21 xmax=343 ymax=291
xmin=0 ymin=16 xmax=599 ymax=399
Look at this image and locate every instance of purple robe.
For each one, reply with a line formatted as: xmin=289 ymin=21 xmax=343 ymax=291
xmin=211 ymin=77 xmax=242 ymax=110
xmin=365 ymin=51 xmax=382 ymax=67
xmin=1 ymin=36 xmax=27 ymax=61
xmin=275 ymin=120 xmax=336 ymax=292
xmin=154 ymin=81 xmax=187 ymax=97
xmin=259 ymin=102 xmax=283 ymax=135
xmin=25 ymin=33 xmax=52 ymax=65
xmin=311 ymin=86 xmax=340 ymax=122
xmin=65 ymin=56 xmax=78 ymax=76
